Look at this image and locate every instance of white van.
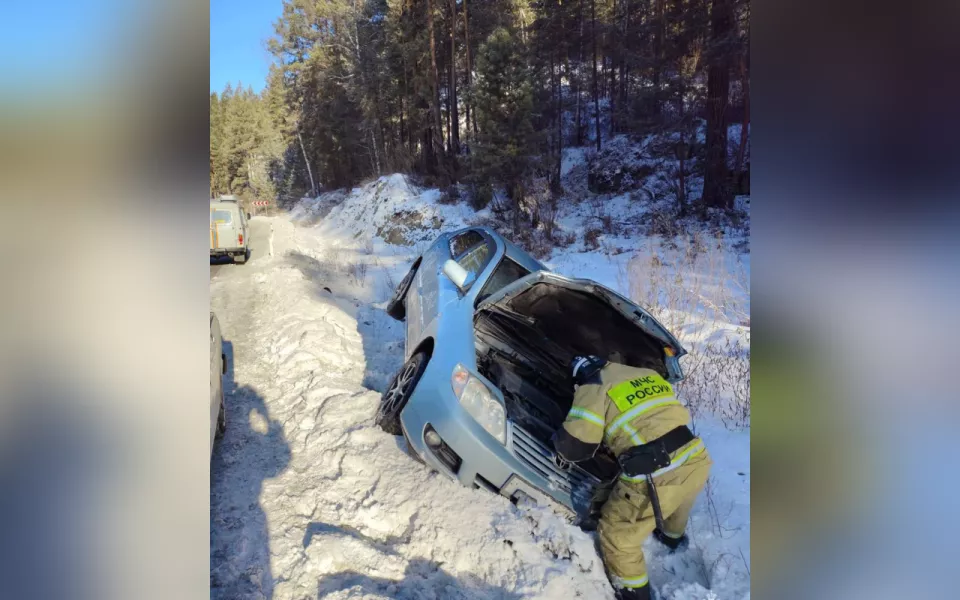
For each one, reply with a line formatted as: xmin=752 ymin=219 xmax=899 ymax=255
xmin=210 ymin=196 xmax=250 ymax=264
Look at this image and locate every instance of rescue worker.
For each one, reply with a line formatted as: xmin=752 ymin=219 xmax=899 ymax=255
xmin=552 ymin=355 xmax=712 ymax=600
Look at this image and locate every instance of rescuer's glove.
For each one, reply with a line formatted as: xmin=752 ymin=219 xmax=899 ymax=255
xmin=569 ymin=355 xmax=607 ymax=385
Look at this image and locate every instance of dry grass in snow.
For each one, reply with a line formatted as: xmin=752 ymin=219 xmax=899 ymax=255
xmin=622 ymin=232 xmax=750 ymax=430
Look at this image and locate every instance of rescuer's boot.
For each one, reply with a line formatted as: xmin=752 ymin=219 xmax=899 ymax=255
xmin=616 ymin=585 xmax=652 ymax=600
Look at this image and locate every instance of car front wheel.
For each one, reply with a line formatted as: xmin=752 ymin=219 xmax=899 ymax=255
xmin=376 ymin=352 xmax=428 ymax=435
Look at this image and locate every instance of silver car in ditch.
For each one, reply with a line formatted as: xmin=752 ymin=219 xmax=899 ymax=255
xmin=376 ymin=227 xmax=688 ymax=517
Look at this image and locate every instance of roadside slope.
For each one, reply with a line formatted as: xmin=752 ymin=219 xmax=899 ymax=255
xmin=211 ymin=168 xmax=750 ymax=599
xmin=288 ymin=171 xmax=751 ymax=600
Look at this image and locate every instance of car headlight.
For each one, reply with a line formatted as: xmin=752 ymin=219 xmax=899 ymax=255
xmin=451 ymin=364 xmax=506 ymax=444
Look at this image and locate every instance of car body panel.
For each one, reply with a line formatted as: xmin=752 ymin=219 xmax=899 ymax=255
xmin=210 ymin=199 xmax=248 ymax=256
xmin=396 ymin=226 xmax=685 ymax=514
xmin=500 ymin=237 xmax=547 ymax=274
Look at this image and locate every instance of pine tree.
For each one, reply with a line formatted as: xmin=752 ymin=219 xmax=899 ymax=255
xmin=473 ymin=27 xmax=537 ymax=227
xmin=703 ymin=0 xmax=735 ymax=209
xmin=212 ymin=0 xmax=750 ymax=218
xmin=210 ymin=92 xmax=224 ymax=197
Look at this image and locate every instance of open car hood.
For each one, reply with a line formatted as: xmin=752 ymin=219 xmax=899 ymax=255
xmin=476 ymin=271 xmax=688 ymax=382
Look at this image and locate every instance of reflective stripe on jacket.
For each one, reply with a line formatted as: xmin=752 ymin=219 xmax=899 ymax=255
xmin=555 ymin=362 xmax=702 ymax=467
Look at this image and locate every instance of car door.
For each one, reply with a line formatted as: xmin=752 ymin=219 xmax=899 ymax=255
xmin=210 ymin=205 xmax=238 ymax=250
xmin=404 ymin=229 xmax=495 ymax=359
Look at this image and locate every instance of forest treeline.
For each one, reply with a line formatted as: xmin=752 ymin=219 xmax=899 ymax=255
xmin=210 ymin=0 xmax=749 ymax=215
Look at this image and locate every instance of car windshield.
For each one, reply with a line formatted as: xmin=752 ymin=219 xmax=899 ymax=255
xmin=456 ymin=241 xmax=492 ymax=277
xmin=211 ymin=209 xmax=232 ymax=224
xmin=477 ymin=257 xmax=530 ymax=304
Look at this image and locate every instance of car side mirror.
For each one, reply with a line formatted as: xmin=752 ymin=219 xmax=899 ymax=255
xmin=442 ymin=259 xmax=475 ymax=291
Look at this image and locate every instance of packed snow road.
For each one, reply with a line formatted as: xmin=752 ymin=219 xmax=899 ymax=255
xmin=210 ymin=210 xmax=747 ymax=600
xmin=210 ymin=217 xmax=614 ymax=600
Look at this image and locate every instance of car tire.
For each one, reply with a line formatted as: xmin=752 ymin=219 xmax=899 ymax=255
xmin=386 ymin=262 xmax=418 ymax=321
xmin=376 ymin=352 xmax=428 ymax=435
xmin=234 ymin=251 xmax=247 ymax=264
xmin=216 ymin=390 xmax=226 ymax=438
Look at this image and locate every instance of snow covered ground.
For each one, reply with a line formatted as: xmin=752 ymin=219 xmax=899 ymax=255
xmin=211 ymin=164 xmax=750 ymax=600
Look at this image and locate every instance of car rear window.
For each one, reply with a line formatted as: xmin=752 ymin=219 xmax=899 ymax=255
xmin=477 ymin=257 xmax=530 ymax=304
xmin=211 ymin=209 xmax=233 ymax=224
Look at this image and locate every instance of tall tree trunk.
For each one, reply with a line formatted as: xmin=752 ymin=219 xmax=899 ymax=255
xmin=677 ymin=130 xmax=687 ymax=216
xmin=463 ymin=0 xmax=472 ymax=139
xmin=609 ymin=0 xmax=616 ymax=134
xmin=351 ymin=0 xmax=381 ymax=177
xmin=556 ymin=58 xmax=563 ymax=190
xmin=468 ymin=0 xmax=478 ymax=135
xmin=676 ymin=87 xmax=688 ymax=216
xmin=591 ymin=0 xmax=601 ymax=151
xmin=703 ymin=0 xmax=734 ymax=208
xmin=556 ymin=0 xmax=563 ymax=187
xmin=369 ymin=127 xmax=381 ymax=175
xmin=423 ymin=128 xmax=433 ymax=171
xmin=427 ymin=0 xmax=444 ymax=173
xmin=550 ymin=51 xmax=556 ymax=162
xmin=576 ymin=0 xmax=584 ymax=145
xmin=399 ymin=77 xmax=406 ymax=150
xmin=380 ymin=118 xmax=389 ymax=172
xmin=599 ymin=56 xmax=605 ymax=99
xmin=472 ymin=102 xmax=478 ymax=137
xmin=370 ymin=71 xmax=385 ymax=175
xmin=609 ymin=55 xmax=616 ymax=134
xmin=621 ymin=0 xmax=629 ymax=116
xmin=734 ymin=52 xmax=750 ymax=187
xmin=653 ymin=0 xmax=663 ymax=116
xmin=448 ymin=0 xmax=460 ymax=158
xmin=297 ymin=125 xmax=317 ymax=196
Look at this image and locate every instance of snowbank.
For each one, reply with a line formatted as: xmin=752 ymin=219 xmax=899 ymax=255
xmin=256 ymin=139 xmax=751 ymax=599
xmin=293 ymin=174 xmax=478 ymax=248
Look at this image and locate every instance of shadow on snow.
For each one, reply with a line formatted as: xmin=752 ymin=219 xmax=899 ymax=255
xmin=211 ymin=339 xmax=292 ymax=599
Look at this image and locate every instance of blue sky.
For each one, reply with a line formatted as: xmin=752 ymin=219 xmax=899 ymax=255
xmin=211 ymin=0 xmax=283 ymax=94
xmin=1 ymin=1 xmax=124 ymax=90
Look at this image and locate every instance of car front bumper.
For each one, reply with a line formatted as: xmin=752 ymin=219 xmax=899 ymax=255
xmin=400 ymin=370 xmax=599 ymax=516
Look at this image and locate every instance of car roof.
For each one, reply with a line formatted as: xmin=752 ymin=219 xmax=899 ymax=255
xmin=210 ymin=201 xmax=240 ymax=210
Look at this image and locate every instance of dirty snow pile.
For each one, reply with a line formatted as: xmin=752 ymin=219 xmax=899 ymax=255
xmin=213 ymin=138 xmax=749 ymax=599
xmin=295 ymin=174 xmax=479 ymax=248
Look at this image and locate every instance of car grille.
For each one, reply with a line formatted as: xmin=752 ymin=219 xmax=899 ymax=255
xmin=507 ymin=421 xmax=600 ymax=510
